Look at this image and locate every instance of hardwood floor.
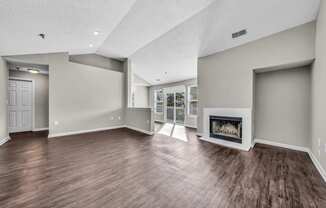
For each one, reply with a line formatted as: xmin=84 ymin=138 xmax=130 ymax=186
xmin=0 ymin=127 xmax=326 ymax=208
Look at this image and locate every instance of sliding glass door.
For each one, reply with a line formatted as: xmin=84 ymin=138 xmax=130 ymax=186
xmin=164 ymin=87 xmax=185 ymax=124
xmin=166 ymin=92 xmax=175 ymax=123
xmin=175 ymin=92 xmax=185 ymax=123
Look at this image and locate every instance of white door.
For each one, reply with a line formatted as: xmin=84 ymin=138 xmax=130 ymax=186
xmin=8 ymin=79 xmax=33 ymax=133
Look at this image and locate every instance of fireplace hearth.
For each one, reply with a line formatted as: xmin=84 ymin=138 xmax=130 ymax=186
xmin=209 ymin=116 xmax=242 ymax=144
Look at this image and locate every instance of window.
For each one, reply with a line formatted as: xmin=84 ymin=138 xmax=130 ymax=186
xmin=188 ymin=86 xmax=198 ymax=116
xmin=155 ymin=89 xmax=164 ymax=114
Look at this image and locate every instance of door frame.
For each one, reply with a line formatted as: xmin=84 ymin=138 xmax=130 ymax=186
xmin=8 ymin=77 xmax=35 ymax=133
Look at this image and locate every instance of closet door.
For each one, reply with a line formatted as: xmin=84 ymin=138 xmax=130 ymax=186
xmin=8 ymin=79 xmax=33 ymax=133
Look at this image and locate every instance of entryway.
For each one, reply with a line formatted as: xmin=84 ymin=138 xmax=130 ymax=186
xmin=7 ymin=61 xmax=49 ymax=134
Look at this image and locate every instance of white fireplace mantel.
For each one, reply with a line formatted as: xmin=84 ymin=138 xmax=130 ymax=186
xmin=201 ymin=108 xmax=252 ymax=151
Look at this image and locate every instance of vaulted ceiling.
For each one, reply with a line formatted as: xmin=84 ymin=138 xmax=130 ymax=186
xmin=0 ymin=0 xmax=320 ymax=84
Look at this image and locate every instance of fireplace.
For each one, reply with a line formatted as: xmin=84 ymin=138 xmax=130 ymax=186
xmin=209 ymin=116 xmax=242 ymax=144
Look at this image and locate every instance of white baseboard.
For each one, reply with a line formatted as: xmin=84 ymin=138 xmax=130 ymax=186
xmin=199 ymin=136 xmax=251 ymax=151
xmin=254 ymin=139 xmax=310 ymax=152
xmin=308 ymin=150 xmax=326 ymax=182
xmin=125 ymin=125 xmax=154 ymax=135
xmin=0 ymin=136 xmax=11 ymax=146
xmin=33 ymin=127 xmax=49 ymax=132
xmin=48 ymin=125 xmax=125 ymax=138
xmin=48 ymin=124 xmax=154 ymax=138
xmin=254 ymin=138 xmax=326 ymax=182
xmin=184 ymin=124 xmax=197 ymax=129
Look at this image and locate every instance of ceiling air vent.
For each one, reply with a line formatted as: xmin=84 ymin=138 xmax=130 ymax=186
xmin=232 ymin=29 xmax=247 ymax=39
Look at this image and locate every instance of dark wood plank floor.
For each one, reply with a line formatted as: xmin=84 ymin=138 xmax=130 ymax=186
xmin=0 ymin=127 xmax=326 ymax=208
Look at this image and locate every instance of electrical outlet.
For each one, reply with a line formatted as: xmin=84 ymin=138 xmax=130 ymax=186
xmin=54 ymin=121 xmax=59 ymax=126
xmin=318 ymin=138 xmax=321 ymax=147
xmin=110 ymin=117 xmax=114 ymax=120
xmin=118 ymin=116 xmax=121 ymax=120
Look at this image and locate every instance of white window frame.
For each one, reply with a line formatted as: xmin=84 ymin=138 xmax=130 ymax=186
xmin=154 ymin=89 xmax=164 ymax=115
xmin=187 ymin=85 xmax=198 ymax=117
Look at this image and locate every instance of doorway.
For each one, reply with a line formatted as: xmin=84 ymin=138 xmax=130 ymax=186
xmin=7 ymin=61 xmax=49 ymax=134
xmin=164 ymin=86 xmax=185 ymax=124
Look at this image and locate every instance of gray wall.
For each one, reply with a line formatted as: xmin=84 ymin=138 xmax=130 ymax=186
xmin=197 ymin=21 xmax=316 ymax=134
xmin=125 ymin=108 xmax=153 ymax=133
xmin=0 ymin=58 xmax=8 ymax=141
xmin=9 ymin=70 xmax=49 ymax=130
xmin=134 ymin=86 xmax=149 ymax=108
xmin=254 ymin=67 xmax=311 ymax=148
xmin=4 ymin=53 xmax=125 ymax=136
xmin=124 ymin=60 xmax=153 ymax=133
xmin=311 ymin=0 xmax=326 ymax=172
xmin=149 ymin=78 xmax=197 ymax=128
xmin=69 ymin=54 xmax=123 ymax=72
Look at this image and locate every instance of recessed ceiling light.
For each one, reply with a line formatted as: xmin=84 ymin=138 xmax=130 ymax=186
xmin=93 ymin=31 xmax=99 ymax=36
xmin=89 ymin=44 xmax=94 ymax=48
xmin=28 ymin=68 xmax=40 ymax=74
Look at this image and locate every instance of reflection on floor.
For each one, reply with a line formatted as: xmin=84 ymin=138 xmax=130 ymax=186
xmin=155 ymin=122 xmax=189 ymax=142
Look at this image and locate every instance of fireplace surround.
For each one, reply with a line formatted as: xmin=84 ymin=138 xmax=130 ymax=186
xmin=209 ymin=116 xmax=242 ymax=144
xmin=202 ymin=108 xmax=252 ymax=151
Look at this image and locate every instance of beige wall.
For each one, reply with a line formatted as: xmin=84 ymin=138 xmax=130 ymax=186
xmin=0 ymin=58 xmax=8 ymax=141
xmin=9 ymin=70 xmax=49 ymax=129
xmin=197 ymin=21 xmax=316 ymax=134
xmin=311 ymin=0 xmax=326 ymax=172
xmin=255 ymin=67 xmax=311 ymax=148
xmin=5 ymin=53 xmax=125 ymax=136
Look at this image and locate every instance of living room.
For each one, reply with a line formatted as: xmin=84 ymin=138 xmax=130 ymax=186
xmin=0 ymin=0 xmax=325 ymax=207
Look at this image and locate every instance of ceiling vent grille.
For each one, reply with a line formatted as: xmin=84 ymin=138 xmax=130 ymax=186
xmin=232 ymin=29 xmax=247 ymax=39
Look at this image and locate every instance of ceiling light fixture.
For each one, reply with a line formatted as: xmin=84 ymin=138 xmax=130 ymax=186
xmin=38 ymin=33 xmax=46 ymax=39
xmin=28 ymin=68 xmax=40 ymax=74
xmin=93 ymin=31 xmax=99 ymax=36
xmin=89 ymin=44 xmax=94 ymax=48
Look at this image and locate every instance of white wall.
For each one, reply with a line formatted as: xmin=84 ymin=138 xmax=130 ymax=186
xmin=9 ymin=70 xmax=49 ymax=130
xmin=4 ymin=53 xmax=125 ymax=136
xmin=311 ymin=0 xmax=326 ymax=174
xmin=0 ymin=58 xmax=8 ymax=142
xmin=150 ymin=78 xmax=197 ymax=128
xmin=254 ymin=67 xmax=311 ymax=148
xmin=198 ymin=21 xmax=316 ymax=135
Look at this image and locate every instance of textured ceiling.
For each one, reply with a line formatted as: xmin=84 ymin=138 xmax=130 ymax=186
xmin=0 ymin=0 xmax=320 ymax=84
xmin=0 ymin=0 xmax=137 ymax=55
